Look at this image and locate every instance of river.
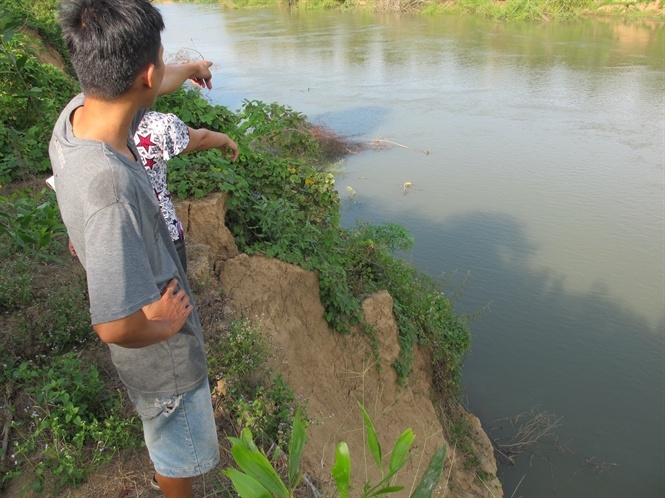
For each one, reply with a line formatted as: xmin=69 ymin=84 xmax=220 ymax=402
xmin=158 ymin=5 xmax=665 ymax=497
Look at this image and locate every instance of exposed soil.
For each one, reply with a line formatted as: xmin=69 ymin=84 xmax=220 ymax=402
xmin=1 ymin=193 xmax=502 ymax=497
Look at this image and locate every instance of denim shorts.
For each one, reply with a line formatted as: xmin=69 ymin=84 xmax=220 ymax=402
xmin=129 ymin=380 xmax=219 ymax=478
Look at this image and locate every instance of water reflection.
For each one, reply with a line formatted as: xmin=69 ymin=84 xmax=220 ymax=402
xmin=216 ymin=10 xmax=665 ymax=72
xmin=342 ymin=196 xmax=665 ymax=497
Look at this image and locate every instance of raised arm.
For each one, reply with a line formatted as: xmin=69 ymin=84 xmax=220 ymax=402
xmin=93 ymin=279 xmax=193 ymax=348
xmin=158 ymin=60 xmax=214 ymax=96
xmin=183 ymin=127 xmax=239 ymax=161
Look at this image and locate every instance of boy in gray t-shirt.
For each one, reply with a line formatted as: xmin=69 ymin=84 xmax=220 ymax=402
xmin=49 ymin=1 xmax=220 ymax=496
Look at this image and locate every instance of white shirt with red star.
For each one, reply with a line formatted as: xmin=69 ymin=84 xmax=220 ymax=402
xmin=134 ymin=111 xmax=189 ymax=242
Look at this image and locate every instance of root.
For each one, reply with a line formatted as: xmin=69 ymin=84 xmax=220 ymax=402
xmin=366 ymin=138 xmax=430 ymax=155
xmin=490 ymin=407 xmax=562 ymax=464
xmin=308 ymin=124 xmax=430 ymax=161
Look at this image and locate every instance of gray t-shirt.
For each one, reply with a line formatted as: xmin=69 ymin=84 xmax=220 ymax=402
xmin=49 ymin=94 xmax=206 ymax=398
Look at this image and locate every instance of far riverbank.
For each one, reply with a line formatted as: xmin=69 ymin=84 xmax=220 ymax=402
xmin=157 ymin=0 xmax=665 ymax=22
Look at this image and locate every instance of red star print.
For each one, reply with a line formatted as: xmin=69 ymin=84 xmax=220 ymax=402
xmin=136 ymin=133 xmax=155 ymax=152
xmin=144 ymin=158 xmax=156 ymax=169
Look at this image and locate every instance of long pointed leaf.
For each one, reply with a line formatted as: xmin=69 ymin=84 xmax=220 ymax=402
xmin=288 ymin=409 xmax=307 ymax=487
xmin=410 ymin=446 xmax=447 ymax=498
xmin=371 ymin=485 xmax=405 ymax=496
xmin=222 ymin=468 xmax=272 ymax=498
xmin=359 ymin=403 xmax=382 ymax=472
xmin=240 ymin=427 xmax=259 ymax=451
xmin=229 ymin=439 xmax=290 ymax=498
xmin=388 ymin=428 xmax=415 ymax=476
xmin=331 ymin=442 xmax=351 ymax=498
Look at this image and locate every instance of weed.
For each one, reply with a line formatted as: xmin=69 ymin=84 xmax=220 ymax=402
xmin=5 ymin=353 xmax=140 ymax=493
xmin=208 ymin=319 xmax=300 ymax=449
xmin=0 ymin=188 xmax=67 ymax=258
xmin=224 ymin=405 xmax=447 ymax=498
xmin=0 ymin=255 xmax=33 ymax=310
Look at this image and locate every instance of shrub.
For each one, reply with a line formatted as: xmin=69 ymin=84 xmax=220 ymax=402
xmin=0 ymin=12 xmax=78 ymax=183
xmin=0 ymin=189 xmax=67 ymax=259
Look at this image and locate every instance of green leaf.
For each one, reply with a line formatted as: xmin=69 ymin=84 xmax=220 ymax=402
xmin=240 ymin=427 xmax=259 ymax=452
xmin=230 ymin=441 xmax=289 ymax=498
xmin=410 ymin=446 xmax=447 ymax=498
xmin=331 ymin=442 xmax=351 ymax=498
xmin=288 ymin=409 xmax=307 ymax=487
xmin=371 ymin=485 xmax=405 ymax=496
xmin=359 ymin=403 xmax=382 ymax=472
xmin=388 ymin=428 xmax=415 ymax=476
xmin=222 ymin=468 xmax=272 ymax=498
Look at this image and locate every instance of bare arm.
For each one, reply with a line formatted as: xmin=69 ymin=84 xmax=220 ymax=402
xmin=183 ymin=127 xmax=239 ymax=161
xmin=158 ymin=60 xmax=214 ymax=96
xmin=93 ymin=279 xmax=193 ymax=348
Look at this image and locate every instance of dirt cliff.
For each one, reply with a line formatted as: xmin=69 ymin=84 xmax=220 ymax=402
xmin=178 ymin=193 xmax=504 ymax=497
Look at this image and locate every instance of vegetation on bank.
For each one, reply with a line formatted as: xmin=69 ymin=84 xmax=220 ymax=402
xmin=1 ymin=0 xmax=473 ymax=494
xmin=164 ymin=0 xmax=665 ymax=21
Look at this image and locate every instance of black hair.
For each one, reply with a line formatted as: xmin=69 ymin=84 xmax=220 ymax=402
xmin=60 ymin=0 xmax=164 ymax=100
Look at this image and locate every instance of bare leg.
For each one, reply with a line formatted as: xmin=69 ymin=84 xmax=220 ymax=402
xmin=155 ymin=473 xmax=194 ymax=498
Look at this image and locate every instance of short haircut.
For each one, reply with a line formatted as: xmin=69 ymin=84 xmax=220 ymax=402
xmin=60 ymin=0 xmax=164 ymax=101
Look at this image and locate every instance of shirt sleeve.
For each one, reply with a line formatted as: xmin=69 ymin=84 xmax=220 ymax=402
xmin=161 ymin=113 xmax=190 ymax=161
xmin=84 ymin=201 xmax=161 ymax=325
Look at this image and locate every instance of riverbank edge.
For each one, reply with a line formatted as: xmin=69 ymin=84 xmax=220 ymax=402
xmin=156 ymin=0 xmax=665 ymax=22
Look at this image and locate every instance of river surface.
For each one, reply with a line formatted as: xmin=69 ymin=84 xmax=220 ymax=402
xmin=158 ymin=5 xmax=665 ymax=497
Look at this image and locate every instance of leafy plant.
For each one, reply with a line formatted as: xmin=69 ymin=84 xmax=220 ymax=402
xmin=5 ymin=353 xmax=140 ymax=493
xmin=208 ymin=319 xmax=300 ymax=448
xmin=0 ymin=188 xmax=67 ymax=258
xmin=0 ymin=9 xmax=78 ymax=182
xmin=223 ymin=409 xmax=308 ymax=497
xmin=224 ymin=404 xmax=447 ymax=497
xmin=0 ymin=254 xmax=33 ymax=310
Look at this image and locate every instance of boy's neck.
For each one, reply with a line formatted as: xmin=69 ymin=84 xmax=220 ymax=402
xmin=71 ymin=96 xmax=141 ymax=162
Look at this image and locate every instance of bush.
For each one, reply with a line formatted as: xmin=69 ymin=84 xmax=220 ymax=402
xmin=0 ymin=16 xmax=78 ymax=182
xmin=0 ymin=188 xmax=67 ymax=258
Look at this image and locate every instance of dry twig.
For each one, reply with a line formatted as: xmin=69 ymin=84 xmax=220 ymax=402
xmin=490 ymin=407 xmax=563 ymax=464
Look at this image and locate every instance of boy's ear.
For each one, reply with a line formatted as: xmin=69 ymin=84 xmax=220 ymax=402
xmin=143 ymin=63 xmax=158 ymax=89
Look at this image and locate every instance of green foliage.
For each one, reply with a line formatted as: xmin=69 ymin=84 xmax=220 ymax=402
xmin=339 ymin=222 xmax=471 ymax=395
xmin=349 ymin=402 xmax=415 ymax=497
xmin=0 ymin=10 xmax=78 ymax=182
xmin=232 ymin=376 xmax=297 ymax=449
xmin=331 ymin=442 xmax=351 ymax=498
xmin=208 ymin=319 xmax=299 ymax=448
xmin=5 ymin=353 xmax=140 ymax=493
xmin=225 ymin=404 xmax=446 ymax=498
xmin=422 ymin=0 xmax=597 ymax=21
xmin=223 ymin=410 xmax=307 ymax=497
xmin=410 ymin=445 xmax=447 ymax=498
xmin=0 ymin=254 xmax=33 ymax=310
xmin=0 ymin=0 xmax=69 ymax=60
xmin=0 ymin=188 xmax=67 ymax=258
xmin=208 ymin=317 xmax=271 ymax=391
xmin=23 ymin=274 xmax=91 ymax=354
